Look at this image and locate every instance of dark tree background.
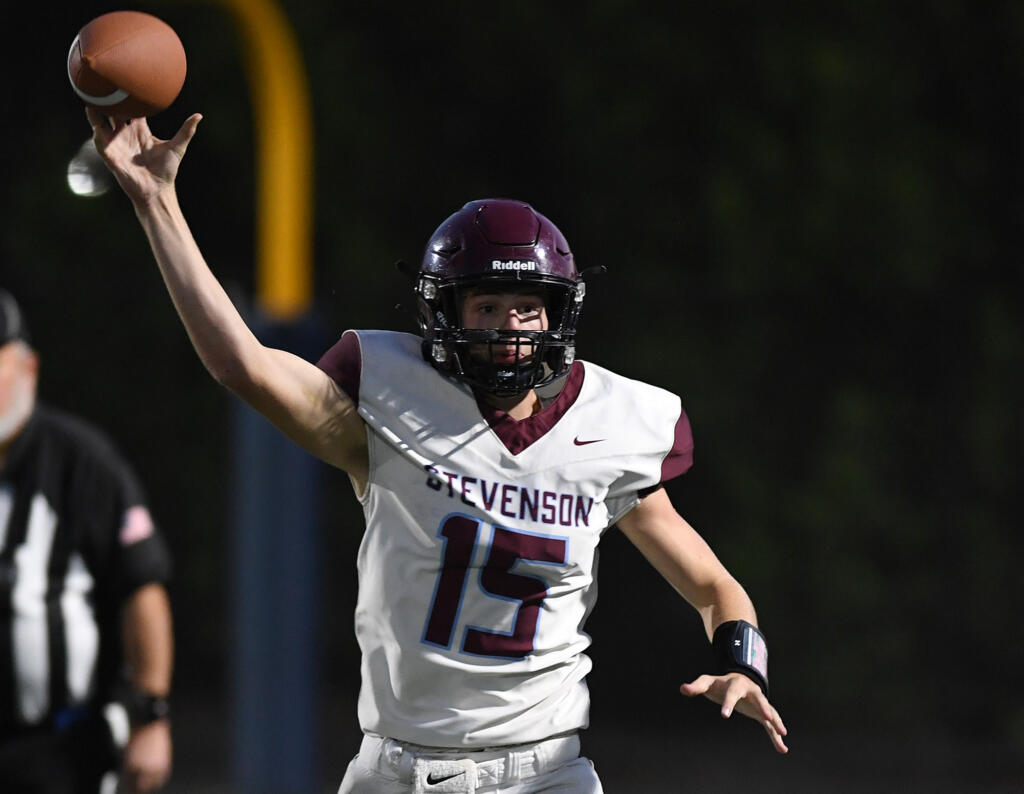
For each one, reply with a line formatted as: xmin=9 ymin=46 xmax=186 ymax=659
xmin=3 ymin=1 xmax=1021 ymax=791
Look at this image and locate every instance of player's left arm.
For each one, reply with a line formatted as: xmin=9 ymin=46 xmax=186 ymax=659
xmin=121 ymin=583 xmax=174 ymax=792
xmin=617 ymin=487 xmax=788 ymax=754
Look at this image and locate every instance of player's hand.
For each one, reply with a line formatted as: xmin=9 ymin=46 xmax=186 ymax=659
xmin=120 ymin=719 xmax=173 ymax=793
xmin=681 ymin=673 xmax=789 ymax=754
xmin=86 ymin=107 xmax=202 ymax=207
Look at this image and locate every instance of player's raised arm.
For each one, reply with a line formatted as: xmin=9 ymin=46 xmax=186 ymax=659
xmin=86 ymin=109 xmax=367 ymax=481
xmin=617 ymin=487 xmax=789 ymax=754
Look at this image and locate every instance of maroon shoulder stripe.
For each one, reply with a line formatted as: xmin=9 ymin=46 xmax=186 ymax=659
xmin=316 ymin=330 xmax=362 ymax=406
xmin=661 ymin=408 xmax=694 ymax=482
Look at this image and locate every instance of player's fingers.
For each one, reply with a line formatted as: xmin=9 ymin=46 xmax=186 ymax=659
xmin=729 ymin=686 xmax=774 ymax=727
xmin=720 ymin=694 xmax=740 ymax=718
xmin=170 ymin=113 xmax=203 ymax=155
xmin=85 ymin=108 xmax=136 ymax=157
xmin=745 ymin=690 xmax=787 ymax=736
xmin=769 ymin=705 xmax=788 ymax=737
xmin=130 ymin=115 xmax=153 ymax=136
xmin=735 ymin=691 xmax=788 ymax=752
xmin=749 ymin=689 xmax=777 ymax=724
xmin=680 ymin=675 xmax=715 ymax=697
xmin=764 ymin=719 xmax=789 ymax=754
xmin=719 ymin=677 xmax=750 ymax=718
xmin=85 ymin=107 xmax=113 ymax=141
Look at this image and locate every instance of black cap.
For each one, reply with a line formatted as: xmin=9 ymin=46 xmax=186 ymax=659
xmin=0 ymin=289 xmax=30 ymax=346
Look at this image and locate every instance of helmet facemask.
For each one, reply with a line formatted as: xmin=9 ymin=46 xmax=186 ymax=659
xmin=417 ymin=274 xmax=585 ymax=397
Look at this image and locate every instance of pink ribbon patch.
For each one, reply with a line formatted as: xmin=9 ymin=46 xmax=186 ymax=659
xmin=119 ymin=505 xmax=154 ymax=545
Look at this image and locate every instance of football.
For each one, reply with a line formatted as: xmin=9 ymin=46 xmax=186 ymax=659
xmin=68 ymin=10 xmax=186 ymax=120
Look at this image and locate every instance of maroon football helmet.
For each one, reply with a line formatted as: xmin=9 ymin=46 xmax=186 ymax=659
xmin=414 ymin=199 xmax=586 ymax=396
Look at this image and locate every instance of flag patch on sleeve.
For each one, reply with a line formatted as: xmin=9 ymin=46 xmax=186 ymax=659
xmin=119 ymin=506 xmax=154 ymax=545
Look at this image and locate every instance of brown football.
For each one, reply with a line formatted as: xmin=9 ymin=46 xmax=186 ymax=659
xmin=68 ymin=11 xmax=186 ymax=120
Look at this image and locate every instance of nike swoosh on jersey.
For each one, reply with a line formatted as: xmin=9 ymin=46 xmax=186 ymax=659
xmin=426 ymin=772 xmax=464 ymax=785
xmin=573 ymin=437 xmax=604 ymax=446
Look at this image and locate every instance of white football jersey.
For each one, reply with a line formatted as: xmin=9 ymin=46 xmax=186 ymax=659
xmin=318 ymin=330 xmax=693 ymax=748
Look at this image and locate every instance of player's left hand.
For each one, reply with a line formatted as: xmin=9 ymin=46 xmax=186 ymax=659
xmin=681 ymin=673 xmax=789 ymax=754
xmin=121 ymin=719 xmax=173 ymax=792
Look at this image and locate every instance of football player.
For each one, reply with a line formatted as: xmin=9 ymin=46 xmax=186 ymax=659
xmin=87 ymin=108 xmax=787 ymax=793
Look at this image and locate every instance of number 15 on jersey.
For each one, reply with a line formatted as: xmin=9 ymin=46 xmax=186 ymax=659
xmin=421 ymin=513 xmax=569 ymax=660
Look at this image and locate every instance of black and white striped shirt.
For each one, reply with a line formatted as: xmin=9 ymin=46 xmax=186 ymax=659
xmin=0 ymin=406 xmax=171 ymax=732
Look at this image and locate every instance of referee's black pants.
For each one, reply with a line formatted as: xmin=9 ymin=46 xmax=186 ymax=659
xmin=0 ymin=712 xmax=119 ymax=794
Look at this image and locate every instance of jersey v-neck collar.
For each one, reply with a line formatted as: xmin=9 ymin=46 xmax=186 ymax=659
xmin=473 ymin=361 xmax=585 ymax=455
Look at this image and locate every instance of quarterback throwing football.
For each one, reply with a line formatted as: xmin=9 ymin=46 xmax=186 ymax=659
xmin=87 ymin=108 xmax=787 ymax=793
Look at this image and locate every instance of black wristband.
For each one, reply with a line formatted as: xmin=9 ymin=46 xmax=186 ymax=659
xmin=712 ymin=620 xmax=769 ymax=698
xmin=125 ymin=691 xmax=170 ymax=725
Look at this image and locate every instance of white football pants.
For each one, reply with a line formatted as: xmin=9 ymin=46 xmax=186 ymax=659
xmin=337 ymin=733 xmax=604 ymax=794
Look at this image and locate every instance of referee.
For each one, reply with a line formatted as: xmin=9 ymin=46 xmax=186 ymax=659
xmin=0 ymin=289 xmax=174 ymax=793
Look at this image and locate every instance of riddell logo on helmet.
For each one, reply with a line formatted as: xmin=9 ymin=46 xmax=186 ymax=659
xmin=491 ymin=260 xmax=537 ymax=271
